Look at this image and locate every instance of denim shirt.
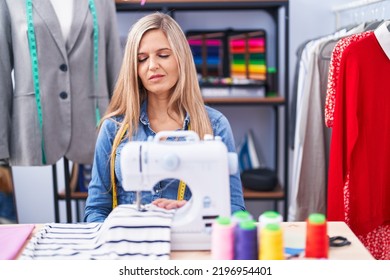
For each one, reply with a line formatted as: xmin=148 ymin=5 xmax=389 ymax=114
xmin=84 ymin=101 xmax=245 ymax=222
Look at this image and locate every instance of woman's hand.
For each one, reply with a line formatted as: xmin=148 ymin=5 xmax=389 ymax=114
xmin=152 ymin=198 xmax=187 ymax=210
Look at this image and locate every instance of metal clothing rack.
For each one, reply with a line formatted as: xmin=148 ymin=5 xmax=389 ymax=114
xmin=332 ymin=0 xmax=390 ymax=29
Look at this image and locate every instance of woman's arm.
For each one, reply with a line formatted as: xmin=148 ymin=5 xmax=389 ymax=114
xmin=213 ymin=112 xmax=246 ymax=214
xmin=84 ymin=120 xmax=116 ymax=222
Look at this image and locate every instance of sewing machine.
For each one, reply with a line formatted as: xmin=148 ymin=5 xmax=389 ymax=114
xmin=120 ymin=130 xmax=237 ymax=250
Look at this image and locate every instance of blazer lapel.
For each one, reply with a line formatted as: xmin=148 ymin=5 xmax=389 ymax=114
xmin=32 ymin=0 xmax=67 ymax=60
xmin=67 ymin=0 xmax=89 ymax=53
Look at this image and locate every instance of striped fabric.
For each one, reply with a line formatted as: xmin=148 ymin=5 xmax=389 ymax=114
xmin=21 ymin=205 xmax=175 ymax=260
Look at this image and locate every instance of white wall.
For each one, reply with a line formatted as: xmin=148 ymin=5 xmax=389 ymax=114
xmin=12 ymin=0 xmax=351 ymax=223
xmin=289 ymin=0 xmax=351 ymax=94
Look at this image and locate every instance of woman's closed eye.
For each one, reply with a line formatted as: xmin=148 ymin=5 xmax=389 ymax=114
xmin=138 ymin=54 xmax=170 ymax=63
xmin=138 ymin=56 xmax=148 ymax=63
xmin=159 ymin=54 xmax=170 ymax=59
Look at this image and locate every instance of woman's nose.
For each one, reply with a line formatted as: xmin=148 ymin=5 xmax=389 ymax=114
xmin=148 ymin=57 xmax=159 ymax=70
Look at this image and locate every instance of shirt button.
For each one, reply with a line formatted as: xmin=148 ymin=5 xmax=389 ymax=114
xmin=59 ymin=64 xmax=68 ymax=72
xmin=59 ymin=91 xmax=68 ymax=99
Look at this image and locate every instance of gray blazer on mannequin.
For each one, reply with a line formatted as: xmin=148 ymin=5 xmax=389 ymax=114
xmin=0 ymin=0 xmax=122 ymax=166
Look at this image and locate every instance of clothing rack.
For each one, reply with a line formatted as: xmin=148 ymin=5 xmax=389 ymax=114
xmin=332 ymin=0 xmax=390 ymax=29
xmin=332 ymin=0 xmax=387 ymax=11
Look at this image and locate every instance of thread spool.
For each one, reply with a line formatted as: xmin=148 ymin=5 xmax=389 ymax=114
xmin=305 ymin=213 xmax=329 ymax=259
xmin=232 ymin=210 xmax=253 ymax=224
xmin=266 ymin=67 xmax=277 ymax=97
xmin=235 ymin=220 xmax=258 ymax=260
xmin=259 ymin=223 xmax=284 ymax=260
xmin=211 ymin=216 xmax=234 ymax=260
xmin=232 ymin=210 xmax=253 ymax=259
xmin=257 ymin=211 xmax=283 ymax=260
xmin=258 ymin=210 xmax=282 ymax=229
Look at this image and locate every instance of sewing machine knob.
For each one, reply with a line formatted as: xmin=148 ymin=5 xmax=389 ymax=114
xmin=162 ymin=153 xmax=180 ymax=171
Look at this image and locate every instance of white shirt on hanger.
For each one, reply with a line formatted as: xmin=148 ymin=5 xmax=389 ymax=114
xmin=374 ymin=20 xmax=390 ymax=59
xmin=50 ymin=0 xmax=74 ymax=41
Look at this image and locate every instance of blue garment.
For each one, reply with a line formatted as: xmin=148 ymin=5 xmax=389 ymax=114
xmin=84 ymin=101 xmax=245 ymax=222
xmin=0 ymin=191 xmax=17 ymax=222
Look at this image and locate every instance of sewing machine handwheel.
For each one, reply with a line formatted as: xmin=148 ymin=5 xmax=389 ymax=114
xmin=162 ymin=153 xmax=180 ymax=171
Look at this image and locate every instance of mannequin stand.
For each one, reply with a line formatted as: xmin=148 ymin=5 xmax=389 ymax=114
xmin=52 ymin=158 xmax=72 ymax=223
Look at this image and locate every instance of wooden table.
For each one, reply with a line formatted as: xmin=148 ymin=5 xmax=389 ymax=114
xmin=171 ymin=222 xmax=374 ymax=260
xmin=9 ymin=221 xmax=373 ymax=260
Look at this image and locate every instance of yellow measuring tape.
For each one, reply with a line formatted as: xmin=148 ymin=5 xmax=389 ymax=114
xmin=177 ymin=123 xmax=190 ymax=201
xmin=177 ymin=180 xmax=186 ymax=201
xmin=111 ymin=124 xmax=128 ymax=209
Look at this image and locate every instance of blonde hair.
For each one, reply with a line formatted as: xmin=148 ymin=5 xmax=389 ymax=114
xmin=102 ymin=12 xmax=212 ymax=145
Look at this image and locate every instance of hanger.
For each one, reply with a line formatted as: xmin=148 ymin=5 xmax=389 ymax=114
xmin=363 ymin=19 xmax=384 ymax=31
xmin=319 ymin=22 xmax=372 ymax=61
xmin=318 ymin=23 xmax=358 ymax=61
xmin=319 ymin=39 xmax=339 ymax=61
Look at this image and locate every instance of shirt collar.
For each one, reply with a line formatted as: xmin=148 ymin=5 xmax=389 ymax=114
xmin=374 ymin=21 xmax=390 ymax=60
xmin=183 ymin=113 xmax=190 ymax=130
xmin=139 ymin=100 xmax=149 ymax=126
xmin=139 ymin=99 xmax=190 ymax=130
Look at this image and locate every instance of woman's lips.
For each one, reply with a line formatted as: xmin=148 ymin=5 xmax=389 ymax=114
xmin=149 ymin=74 xmax=164 ymax=80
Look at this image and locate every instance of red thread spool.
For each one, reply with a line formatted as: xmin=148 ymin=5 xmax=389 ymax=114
xmin=305 ymin=213 xmax=329 ymax=259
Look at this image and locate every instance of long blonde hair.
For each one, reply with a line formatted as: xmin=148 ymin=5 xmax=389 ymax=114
xmin=102 ymin=12 xmax=212 ymax=147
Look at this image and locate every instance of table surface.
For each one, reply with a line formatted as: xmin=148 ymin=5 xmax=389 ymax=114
xmin=171 ymin=222 xmax=374 ymax=260
xmin=6 ymin=221 xmax=374 ymax=260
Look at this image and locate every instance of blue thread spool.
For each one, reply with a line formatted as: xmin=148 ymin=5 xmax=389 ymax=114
xmin=235 ymin=220 xmax=258 ymax=260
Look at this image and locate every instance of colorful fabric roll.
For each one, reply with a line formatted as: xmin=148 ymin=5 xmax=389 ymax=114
xmin=188 ymin=36 xmax=223 ymax=77
xmin=229 ymin=34 xmax=267 ymax=81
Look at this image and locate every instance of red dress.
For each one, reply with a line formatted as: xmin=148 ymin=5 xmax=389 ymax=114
xmin=325 ymin=31 xmax=390 ymax=260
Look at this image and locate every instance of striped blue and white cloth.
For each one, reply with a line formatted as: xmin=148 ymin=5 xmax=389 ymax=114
xmin=20 ymin=205 xmax=175 ymax=260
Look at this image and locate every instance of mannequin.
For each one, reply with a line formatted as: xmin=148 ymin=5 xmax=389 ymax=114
xmin=50 ymin=0 xmax=74 ymax=41
xmin=0 ymin=0 xmax=123 ymax=166
xmin=0 ymin=0 xmax=122 ymax=223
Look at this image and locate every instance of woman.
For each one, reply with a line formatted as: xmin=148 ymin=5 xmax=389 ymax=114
xmin=84 ymin=12 xmax=245 ymax=222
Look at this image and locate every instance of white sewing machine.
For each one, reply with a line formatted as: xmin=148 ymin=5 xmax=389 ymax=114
xmin=120 ymin=130 xmax=237 ymax=250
